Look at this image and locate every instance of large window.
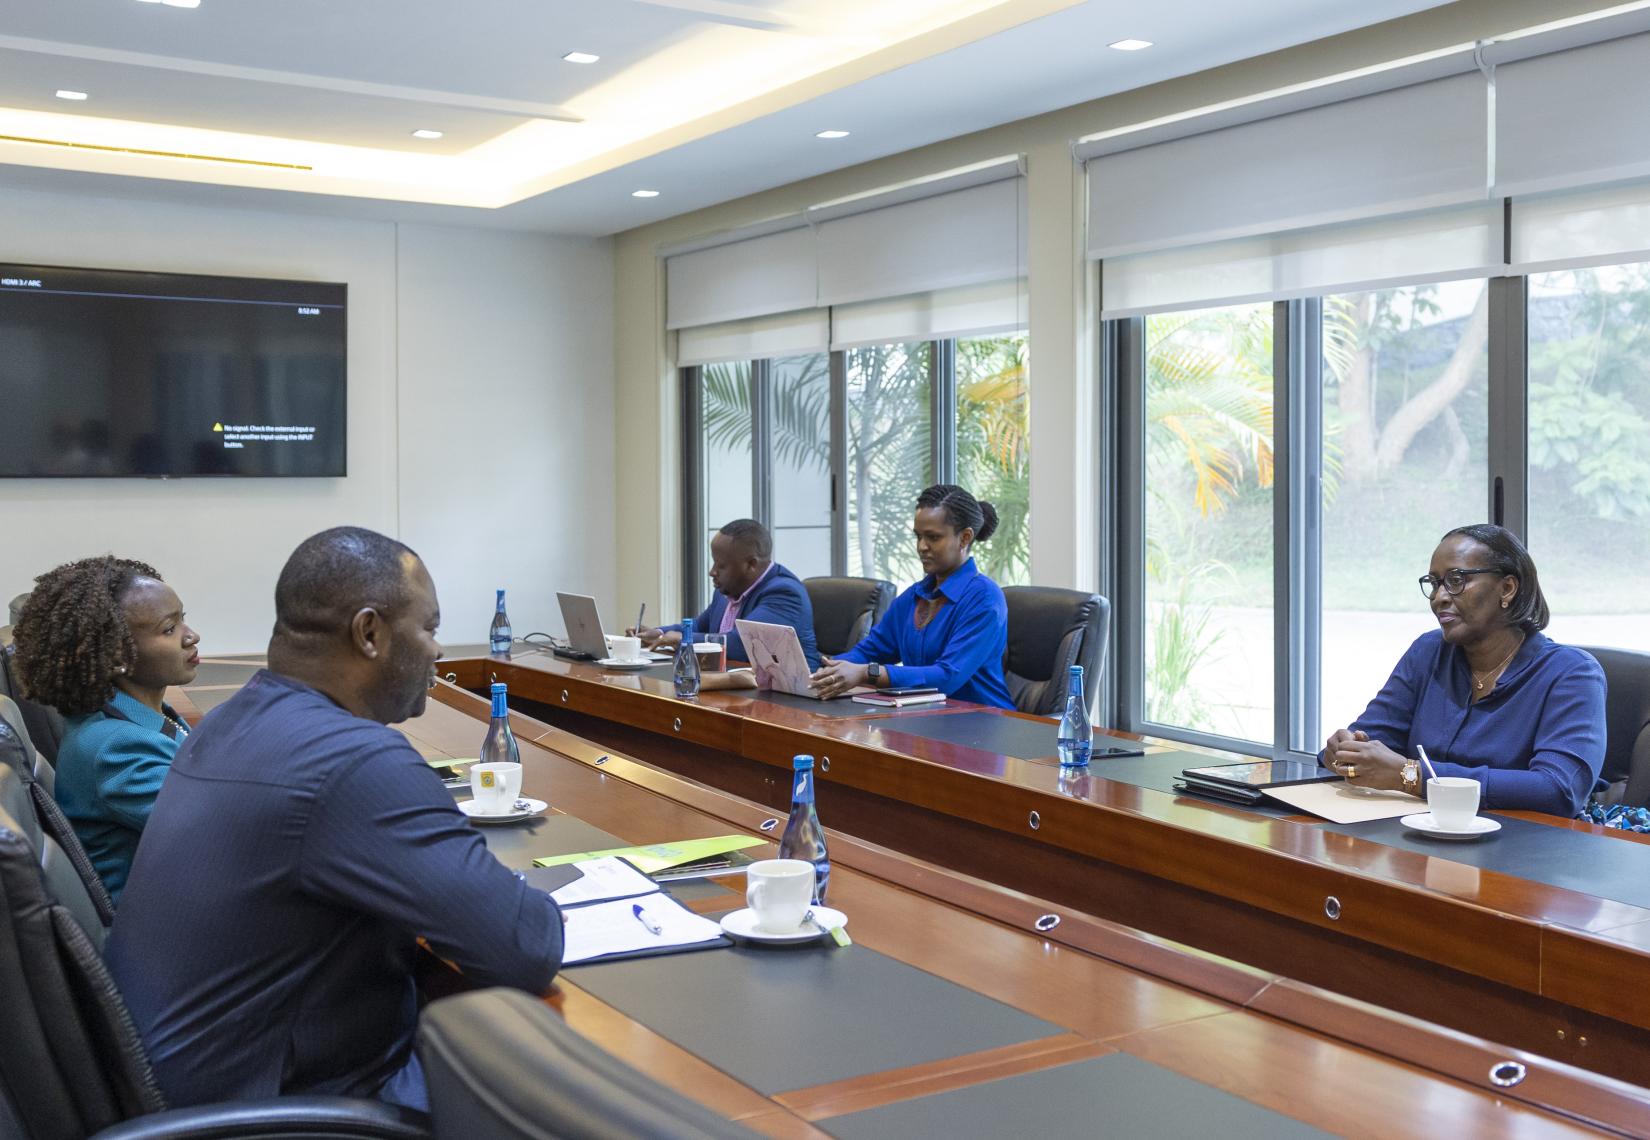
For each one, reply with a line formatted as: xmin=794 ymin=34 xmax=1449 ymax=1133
xmin=957 ymin=333 xmax=1031 ymax=586
xmin=1110 ymin=260 xmax=1650 ymax=757
xmin=684 ymin=332 xmax=1030 ymax=614
xmin=1528 ymin=264 xmax=1650 ymax=650
xmin=1319 ymin=281 xmax=1488 ymax=736
xmin=846 ymin=341 xmax=932 ymax=585
xmin=1143 ymin=305 xmax=1274 ymax=743
xmin=699 ymin=360 xmax=754 ymax=563
xmin=770 ymin=353 xmax=833 ymax=579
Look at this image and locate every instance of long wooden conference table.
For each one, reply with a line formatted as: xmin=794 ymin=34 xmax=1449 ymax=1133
xmin=173 ymin=652 xmax=1650 ymax=1135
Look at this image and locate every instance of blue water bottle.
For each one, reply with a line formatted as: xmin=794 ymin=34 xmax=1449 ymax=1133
xmin=674 ymin=618 xmax=702 ymax=699
xmin=1056 ymin=665 xmax=1092 ymax=768
xmin=778 ymin=754 xmax=830 ymax=904
xmin=480 ymin=682 xmax=520 ymax=767
xmin=489 ymin=589 xmax=512 ymax=657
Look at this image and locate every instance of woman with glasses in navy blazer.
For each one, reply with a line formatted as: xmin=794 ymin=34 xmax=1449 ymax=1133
xmin=1323 ymin=524 xmax=1605 ymax=817
xmin=810 ymin=483 xmax=1014 ymax=710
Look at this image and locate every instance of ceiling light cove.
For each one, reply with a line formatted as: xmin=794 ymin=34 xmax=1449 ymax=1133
xmin=1108 ymin=38 xmax=1153 ymax=50
xmin=135 ymin=0 xmax=203 ymax=8
xmin=55 ymin=90 xmax=89 ymax=101
xmin=631 ymin=189 xmax=660 ymax=198
xmin=411 ymin=129 xmax=444 ymax=140
xmin=562 ymin=51 xmax=601 ymax=64
xmin=815 ymin=129 xmax=851 ymax=139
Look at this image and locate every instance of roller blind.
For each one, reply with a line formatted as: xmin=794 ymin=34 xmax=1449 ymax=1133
xmin=665 ymin=225 xmax=816 ymax=330
xmin=1495 ymin=32 xmax=1650 ymax=198
xmin=1086 ymin=72 xmax=1489 ymax=261
xmin=815 ymin=177 xmax=1026 ymax=307
xmin=830 ymin=279 xmax=1027 ymax=351
xmin=1101 ymin=204 xmax=1503 ymax=319
xmin=1509 ymin=179 xmax=1650 ymax=275
xmin=677 ymin=308 xmax=830 ymax=367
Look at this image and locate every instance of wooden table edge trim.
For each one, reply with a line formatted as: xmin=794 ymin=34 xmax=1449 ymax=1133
xmin=1246 ymin=977 xmax=1650 ymax=1136
xmin=450 ymin=668 xmax=1558 ymax=989
xmin=425 ymin=679 xmax=1650 ymax=1133
xmin=772 ymin=1034 xmax=1112 ymax=1121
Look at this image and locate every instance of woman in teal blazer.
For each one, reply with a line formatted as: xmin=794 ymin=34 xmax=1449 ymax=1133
xmin=13 ymin=556 xmax=200 ymax=902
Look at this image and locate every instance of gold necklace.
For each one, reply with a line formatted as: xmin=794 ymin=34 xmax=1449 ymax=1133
xmin=1470 ymin=636 xmax=1524 ymax=692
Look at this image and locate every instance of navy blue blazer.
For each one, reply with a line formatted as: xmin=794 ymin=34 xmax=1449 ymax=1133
xmin=666 ymin=563 xmax=820 ymax=669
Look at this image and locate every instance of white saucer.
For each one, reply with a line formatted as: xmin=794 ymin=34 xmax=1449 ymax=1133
xmin=597 ymin=657 xmax=655 ymax=670
xmin=459 ymin=797 xmax=548 ymax=824
xmin=719 ymin=906 xmax=848 ymax=944
xmin=1400 ymin=813 xmax=1501 ymax=839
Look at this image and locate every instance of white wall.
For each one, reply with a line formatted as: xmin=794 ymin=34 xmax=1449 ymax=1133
xmin=395 ymin=223 xmax=616 ymax=653
xmin=0 ymin=189 xmax=615 ymax=653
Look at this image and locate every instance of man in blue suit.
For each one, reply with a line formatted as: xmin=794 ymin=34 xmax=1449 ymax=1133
xmin=644 ymin=519 xmax=820 ymax=669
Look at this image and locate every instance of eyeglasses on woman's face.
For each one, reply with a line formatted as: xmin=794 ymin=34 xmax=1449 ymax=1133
xmin=1418 ymin=567 xmax=1501 ymax=600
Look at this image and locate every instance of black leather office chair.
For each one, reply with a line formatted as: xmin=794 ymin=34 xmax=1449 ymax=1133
xmin=804 ymin=576 xmax=895 ymax=657
xmin=0 ymin=642 xmax=66 ymax=765
xmin=0 ymin=796 xmax=430 ymax=1140
xmin=1002 ymin=587 xmax=1109 ymax=718
xmin=1577 ymin=646 xmax=1650 ymax=808
xmin=0 ymin=713 xmax=113 ymax=943
xmin=418 ymin=988 xmax=761 ymax=1140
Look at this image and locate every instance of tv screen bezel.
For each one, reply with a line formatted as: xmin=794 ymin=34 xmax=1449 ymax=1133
xmin=0 ymin=261 xmax=349 ymax=480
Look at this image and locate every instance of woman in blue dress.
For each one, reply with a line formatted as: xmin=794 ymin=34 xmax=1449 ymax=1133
xmin=810 ymin=483 xmax=1014 ymax=709
xmin=13 ymin=556 xmax=201 ymax=901
xmin=1323 ymin=524 xmax=1605 ymax=817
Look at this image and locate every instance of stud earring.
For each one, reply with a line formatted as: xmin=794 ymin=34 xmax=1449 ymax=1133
xmin=1501 ymin=600 xmax=1509 ymax=609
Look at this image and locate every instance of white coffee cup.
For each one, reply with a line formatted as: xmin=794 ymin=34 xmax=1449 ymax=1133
xmin=470 ymin=762 xmax=523 ymax=813
xmin=608 ymin=635 xmax=644 ymax=662
xmin=1427 ymin=776 xmax=1481 ymax=830
xmin=745 ymin=858 xmax=815 ymax=934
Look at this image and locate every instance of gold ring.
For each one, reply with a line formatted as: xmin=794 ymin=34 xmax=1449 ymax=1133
xmin=1344 ymin=765 xmax=1358 ymax=779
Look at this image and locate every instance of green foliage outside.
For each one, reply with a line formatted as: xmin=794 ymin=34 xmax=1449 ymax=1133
xmin=1146 ymin=267 xmax=1650 ymax=737
xmin=699 ymin=334 xmax=1032 ymax=591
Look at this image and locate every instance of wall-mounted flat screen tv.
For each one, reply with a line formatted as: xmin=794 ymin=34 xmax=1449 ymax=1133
xmin=0 ymin=263 xmax=346 ymax=478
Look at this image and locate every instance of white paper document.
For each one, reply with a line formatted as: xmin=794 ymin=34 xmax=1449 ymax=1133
xmin=1265 ymin=780 xmax=1422 ymax=824
xmin=560 ymin=896 xmax=726 ymax=965
xmin=549 ymin=856 xmax=659 ymax=907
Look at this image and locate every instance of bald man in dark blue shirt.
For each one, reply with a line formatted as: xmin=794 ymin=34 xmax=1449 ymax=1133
xmin=108 ymin=528 xmax=563 ymax=1111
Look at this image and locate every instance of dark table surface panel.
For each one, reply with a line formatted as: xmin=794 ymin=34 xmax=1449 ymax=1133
xmin=569 ymin=941 xmax=1064 ymax=1095
xmin=1324 ymin=814 xmax=1650 ymax=912
xmin=817 ymin=1052 xmax=1329 ymax=1139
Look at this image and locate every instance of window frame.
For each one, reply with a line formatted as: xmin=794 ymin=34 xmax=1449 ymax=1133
xmin=1102 ymin=271 xmax=1533 ymax=761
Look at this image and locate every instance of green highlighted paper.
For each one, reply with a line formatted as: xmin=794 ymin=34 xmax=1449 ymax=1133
xmin=534 ymin=834 xmax=764 ymax=874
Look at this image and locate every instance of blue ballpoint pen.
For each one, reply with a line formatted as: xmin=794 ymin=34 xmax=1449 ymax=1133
xmin=632 ymin=903 xmax=663 ymax=935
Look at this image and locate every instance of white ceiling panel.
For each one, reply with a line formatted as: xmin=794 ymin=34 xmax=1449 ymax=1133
xmin=0 ymin=0 xmax=1462 ymax=233
xmin=0 ymin=47 xmax=531 ymax=154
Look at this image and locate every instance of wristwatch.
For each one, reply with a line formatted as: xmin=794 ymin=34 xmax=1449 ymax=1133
xmin=1401 ymin=758 xmax=1420 ymax=797
xmin=867 ymin=662 xmax=882 ymax=683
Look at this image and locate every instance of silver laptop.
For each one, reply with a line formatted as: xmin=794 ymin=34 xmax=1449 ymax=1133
xmin=557 ymin=592 xmax=669 ymax=661
xmin=736 ymin=619 xmax=867 ymax=700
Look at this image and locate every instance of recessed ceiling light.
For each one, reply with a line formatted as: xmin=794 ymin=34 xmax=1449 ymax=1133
xmin=631 ymin=189 xmax=660 ymax=198
xmin=136 ymin=0 xmax=203 ymax=7
xmin=1108 ymin=38 xmax=1153 ymax=51
xmin=411 ymin=129 xmax=444 ymax=140
xmin=562 ymin=51 xmax=601 ymax=64
xmin=815 ymin=129 xmax=850 ymax=139
xmin=55 ymin=90 xmax=89 ymax=101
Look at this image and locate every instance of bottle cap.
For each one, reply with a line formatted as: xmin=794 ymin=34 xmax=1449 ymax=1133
xmin=682 ymin=618 xmax=695 ymax=636
xmin=491 ymin=682 xmax=507 ymax=696
xmin=793 ymin=753 xmax=814 ymax=770
xmin=1068 ymin=664 xmax=1084 ymax=677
